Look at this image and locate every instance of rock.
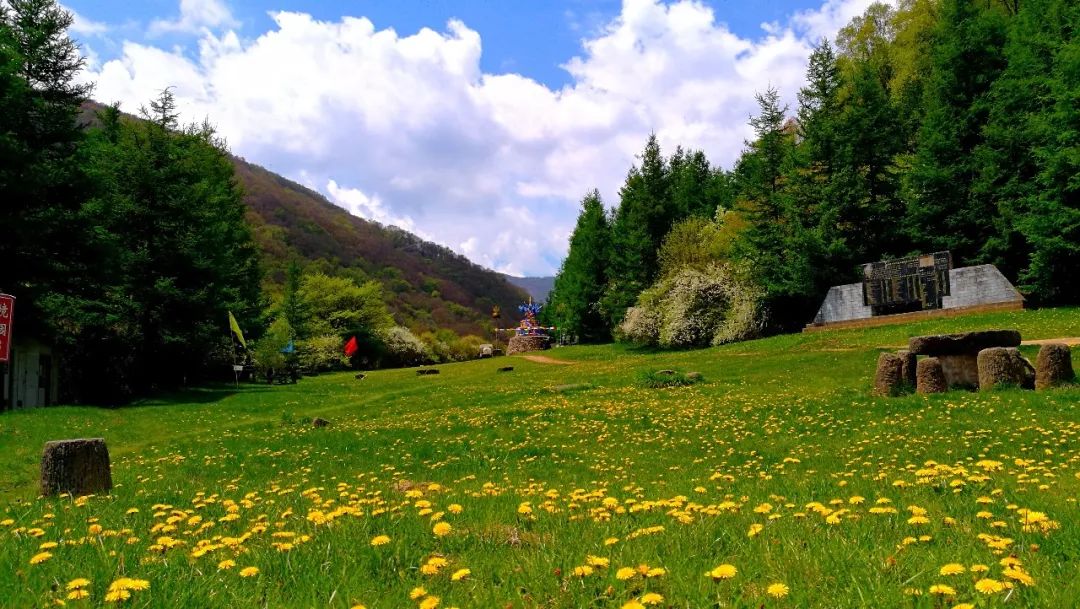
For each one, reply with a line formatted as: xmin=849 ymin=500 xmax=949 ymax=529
xmin=873 ymin=352 xmax=904 ymax=397
xmin=497 ymin=366 xmax=514 ymax=372
xmin=506 ymin=334 xmax=550 ymax=355
xmin=908 ymin=329 xmax=1021 ymax=355
xmin=937 ymin=354 xmax=980 ymax=389
xmin=977 ymin=347 xmax=1035 ymax=391
xmin=354 ymin=373 xmax=366 ymax=380
xmin=686 ymin=371 xmax=703 ymax=381
xmin=551 ymin=383 xmax=591 ymax=393
xmin=40 ymin=438 xmax=112 ymax=497
xmin=1035 ymin=344 xmax=1075 ymax=390
xmin=312 ymin=417 xmax=330 ymax=428
xmin=416 ymin=368 xmax=440 ymax=376
xmin=897 ymin=350 xmax=917 ymax=387
xmin=916 ymin=357 xmax=948 ymax=394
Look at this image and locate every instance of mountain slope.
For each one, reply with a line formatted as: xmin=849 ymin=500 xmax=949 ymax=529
xmin=503 ymin=275 xmax=555 ymax=303
xmin=79 ymin=100 xmax=529 ymax=336
xmin=235 ymin=159 xmax=527 ymax=336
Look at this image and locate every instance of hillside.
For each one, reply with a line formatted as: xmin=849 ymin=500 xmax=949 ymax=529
xmin=234 ymin=158 xmax=528 ymax=335
xmin=77 ymin=101 xmax=528 ymax=337
xmin=2 ymin=307 xmax=1078 ymax=607
xmin=503 ymin=274 xmax=555 ymax=303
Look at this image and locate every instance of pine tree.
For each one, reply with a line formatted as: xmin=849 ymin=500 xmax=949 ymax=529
xmin=903 ymin=0 xmax=1008 ymax=264
xmin=548 ymin=190 xmax=612 ymax=342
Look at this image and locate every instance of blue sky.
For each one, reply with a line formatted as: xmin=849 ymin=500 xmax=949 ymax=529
xmin=66 ymin=0 xmax=878 ymax=275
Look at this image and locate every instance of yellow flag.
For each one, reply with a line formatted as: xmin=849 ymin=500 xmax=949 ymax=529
xmin=228 ymin=311 xmax=247 ymax=349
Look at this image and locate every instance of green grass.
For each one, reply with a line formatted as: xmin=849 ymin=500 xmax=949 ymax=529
xmin=1 ymin=308 xmax=1079 ymax=608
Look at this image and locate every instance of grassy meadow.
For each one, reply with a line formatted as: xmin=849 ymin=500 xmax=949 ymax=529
xmin=2 ymin=308 xmax=1080 ymax=608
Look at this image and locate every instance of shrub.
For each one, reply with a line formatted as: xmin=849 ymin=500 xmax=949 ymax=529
xmin=636 ymin=370 xmax=702 ymax=388
xmin=380 ymin=326 xmax=433 ymax=367
xmin=619 ymin=264 xmax=765 ymax=348
xmin=298 ymin=335 xmax=348 ymax=372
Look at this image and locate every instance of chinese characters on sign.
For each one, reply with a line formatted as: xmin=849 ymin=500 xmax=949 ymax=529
xmin=0 ymin=294 xmax=13 ymax=363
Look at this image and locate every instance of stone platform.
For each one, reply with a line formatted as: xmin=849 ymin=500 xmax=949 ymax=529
xmin=807 ymin=264 xmax=1023 ymax=332
xmin=506 ymin=335 xmax=550 ymax=355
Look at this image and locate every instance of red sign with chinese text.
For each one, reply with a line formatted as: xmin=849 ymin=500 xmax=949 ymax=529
xmin=0 ymin=294 xmax=14 ymax=363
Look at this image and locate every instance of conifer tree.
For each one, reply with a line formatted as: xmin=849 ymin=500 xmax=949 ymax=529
xmin=548 ymin=190 xmax=612 ymax=342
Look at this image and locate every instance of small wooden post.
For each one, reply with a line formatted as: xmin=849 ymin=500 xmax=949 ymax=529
xmin=40 ymin=438 xmax=112 ymax=497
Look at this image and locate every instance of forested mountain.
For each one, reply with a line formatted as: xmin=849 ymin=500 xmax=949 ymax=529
xmin=233 ymin=158 xmax=527 ymax=336
xmin=503 ymin=275 xmax=555 ymax=303
xmin=77 ymin=101 xmax=527 ymax=337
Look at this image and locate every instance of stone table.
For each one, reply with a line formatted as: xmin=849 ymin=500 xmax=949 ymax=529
xmin=908 ymin=330 xmax=1021 ymax=389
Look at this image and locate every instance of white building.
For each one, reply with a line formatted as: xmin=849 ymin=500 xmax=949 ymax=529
xmin=2 ymin=337 xmax=59 ymax=409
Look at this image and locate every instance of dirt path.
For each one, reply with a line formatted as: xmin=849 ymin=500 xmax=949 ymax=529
xmin=518 ymin=354 xmax=575 ymax=365
xmin=881 ymin=337 xmax=1080 ymax=350
xmin=1022 ymin=337 xmax=1080 ymax=346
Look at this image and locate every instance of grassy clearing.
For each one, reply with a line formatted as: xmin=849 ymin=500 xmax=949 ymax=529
xmin=1 ymin=308 xmax=1079 ymax=608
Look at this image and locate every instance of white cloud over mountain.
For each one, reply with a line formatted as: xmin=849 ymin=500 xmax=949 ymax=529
xmin=81 ymin=0 xmax=880 ymax=276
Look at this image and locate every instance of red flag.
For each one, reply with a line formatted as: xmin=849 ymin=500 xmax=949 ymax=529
xmin=343 ymin=336 xmax=358 ymax=357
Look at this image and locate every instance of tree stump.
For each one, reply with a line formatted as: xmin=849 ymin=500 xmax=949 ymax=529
xmin=977 ymin=347 xmax=1035 ymax=391
xmin=40 ymin=439 xmax=112 ymax=497
xmin=897 ymin=350 xmax=917 ymax=388
xmin=1035 ymin=344 xmax=1075 ymax=390
xmin=916 ymin=358 xmax=947 ymax=394
xmin=873 ymin=353 xmax=904 ymax=397
xmin=312 ymin=417 xmax=330 ymax=428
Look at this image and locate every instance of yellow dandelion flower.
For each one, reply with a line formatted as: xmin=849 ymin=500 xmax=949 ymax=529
xmin=419 ymin=596 xmax=440 ymax=609
xmin=767 ymin=582 xmax=790 ymax=598
xmin=929 ymin=584 xmax=956 ymax=596
xmin=451 ymin=568 xmax=471 ymax=581
xmin=604 ymin=537 xmax=619 ymax=546
xmin=1003 ymin=567 xmax=1035 ymax=586
xmin=939 ymin=564 xmax=966 ymax=576
xmin=621 ymin=602 xmax=645 ymax=609
xmin=239 ymin=567 xmax=260 ymax=578
xmin=410 ymin=587 xmax=427 ymax=600
xmin=645 ymin=567 xmax=666 ymax=578
xmin=29 ymin=552 xmax=52 ymax=565
xmin=572 ymin=565 xmax=593 ymax=577
xmin=432 ymin=522 xmax=452 ymax=537
xmin=447 ymin=504 xmax=463 ymax=514
xmin=218 ymin=559 xmax=236 ymax=570
xmin=707 ymin=564 xmax=737 ymax=580
xmin=350 ymin=605 xmax=367 ymax=609
xmin=66 ymin=579 xmax=91 ymax=591
xmin=66 ymin=589 xmax=90 ymax=600
xmin=640 ymin=592 xmax=663 ymax=605
xmin=748 ymin=523 xmax=764 ymax=538
xmin=370 ymin=535 xmax=391 ymax=546
xmin=616 ymin=567 xmax=636 ymax=580
xmin=586 ymin=555 xmax=609 ymax=568
xmin=104 ymin=590 xmax=130 ymax=603
xmin=952 ymin=604 xmax=975 ymax=609
xmin=974 ymin=578 xmax=1005 ymax=594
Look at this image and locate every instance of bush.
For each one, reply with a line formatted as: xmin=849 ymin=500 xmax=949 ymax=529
xmin=619 ymin=264 xmax=765 ymax=348
xmin=298 ymin=335 xmax=348 ymax=372
xmin=380 ymin=326 xmax=433 ymax=367
xmin=636 ymin=370 xmax=702 ymax=388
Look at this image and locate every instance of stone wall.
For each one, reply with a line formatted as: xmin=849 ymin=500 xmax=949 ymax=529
xmin=809 ymin=264 xmax=1024 ymax=329
xmin=506 ymin=335 xmax=550 ymax=355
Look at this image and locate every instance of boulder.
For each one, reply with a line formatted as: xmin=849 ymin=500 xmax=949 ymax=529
xmin=916 ymin=357 xmax=948 ymax=394
xmin=497 ymin=366 xmax=514 ymax=372
xmin=897 ymin=350 xmax=917 ymax=387
xmin=977 ymin=347 xmax=1035 ymax=391
xmin=417 ymin=368 xmax=440 ymax=376
xmin=937 ymin=354 xmax=980 ymax=389
xmin=908 ymin=329 xmax=1021 ymax=355
xmin=312 ymin=417 xmax=330 ymax=428
xmin=40 ymin=438 xmax=112 ymax=497
xmin=1035 ymin=344 xmax=1075 ymax=390
xmin=873 ymin=352 xmax=904 ymax=397
xmin=506 ymin=335 xmax=550 ymax=355
xmin=354 ymin=373 xmax=366 ymax=380
xmin=686 ymin=371 xmax=703 ymax=381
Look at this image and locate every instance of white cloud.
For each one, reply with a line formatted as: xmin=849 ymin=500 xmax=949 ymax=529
xmin=149 ymin=0 xmax=237 ymax=36
xmin=84 ymin=0 xmax=877 ymax=275
xmin=63 ymin=4 xmax=108 ymax=36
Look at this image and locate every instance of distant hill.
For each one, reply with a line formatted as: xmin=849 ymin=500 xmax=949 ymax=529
xmin=80 ymin=101 xmax=529 ymax=336
xmin=235 ymin=159 xmax=528 ymax=335
xmin=503 ymin=275 xmax=555 ymax=303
